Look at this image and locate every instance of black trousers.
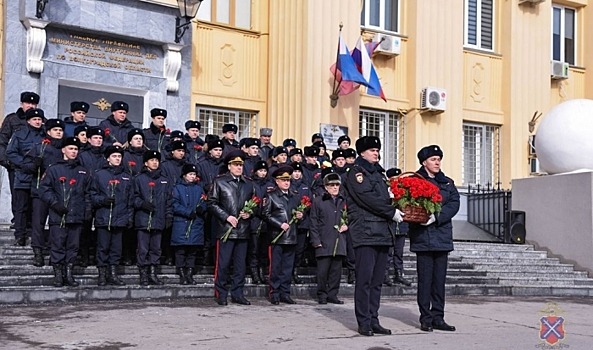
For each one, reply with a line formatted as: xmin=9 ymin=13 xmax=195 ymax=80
xmin=386 ymin=235 xmax=406 ymax=272
xmin=12 ymin=189 xmax=31 ymax=239
xmin=137 ymin=229 xmax=162 ymax=266
xmin=214 ymin=239 xmax=248 ymax=300
xmin=78 ymin=220 xmax=96 ymax=259
xmin=294 ymin=229 xmax=308 ymax=267
xmin=161 ymin=227 xmax=173 ymax=261
xmin=316 ymin=255 xmax=343 ymax=300
xmin=416 ymin=251 xmax=449 ymax=325
xmin=8 ymin=168 xmax=15 ymax=220
xmin=354 ymin=245 xmax=389 ymax=328
xmin=49 ymin=224 xmax=82 ymax=265
xmin=122 ymin=227 xmax=137 ymax=264
xmin=30 ymin=197 xmax=49 ymax=249
xmin=96 ymin=227 xmax=123 ymax=267
xmin=248 ymin=230 xmax=269 ymax=269
xmin=344 ymin=230 xmax=355 ymax=270
xmin=268 ymin=244 xmax=295 ymax=300
xmin=174 ymin=245 xmax=200 ymax=268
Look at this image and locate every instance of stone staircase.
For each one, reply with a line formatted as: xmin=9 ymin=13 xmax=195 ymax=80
xmin=1 ymin=227 xmax=592 ymax=304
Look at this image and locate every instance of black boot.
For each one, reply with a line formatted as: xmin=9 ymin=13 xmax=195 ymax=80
xmin=347 ymin=269 xmax=356 ymax=284
xmin=64 ymin=264 xmax=79 ymax=287
xmin=393 ymin=270 xmax=412 ymax=287
xmin=139 ymin=266 xmax=149 ymax=286
xmin=32 ymin=247 xmax=44 ymax=267
xmin=177 ymin=267 xmax=188 ymax=285
xmin=292 ymin=269 xmax=302 ymax=284
xmin=97 ymin=266 xmax=107 ymax=286
xmin=250 ymin=267 xmax=262 ymax=284
xmin=260 ymin=267 xmax=269 ymax=284
xmin=186 ymin=268 xmax=198 ymax=285
xmin=78 ymin=251 xmax=89 ymax=268
xmin=52 ymin=264 xmax=64 ymax=287
xmin=148 ymin=265 xmax=164 ymax=285
xmin=109 ymin=265 xmax=126 ymax=286
xmin=383 ymin=270 xmax=393 ymax=287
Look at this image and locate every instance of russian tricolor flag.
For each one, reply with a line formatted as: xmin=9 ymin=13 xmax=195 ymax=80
xmin=334 ymin=32 xmax=369 ymax=87
xmin=352 ymin=37 xmax=386 ymax=101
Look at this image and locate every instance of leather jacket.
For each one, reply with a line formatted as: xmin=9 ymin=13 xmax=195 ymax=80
xmin=207 ymin=173 xmax=255 ymax=240
xmin=262 ymin=188 xmax=300 ymax=245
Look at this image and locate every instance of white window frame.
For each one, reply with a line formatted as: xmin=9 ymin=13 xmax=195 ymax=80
xmin=360 ymin=0 xmax=400 ymax=34
xmin=462 ymin=122 xmax=500 ymax=187
xmin=551 ymin=4 xmax=576 ymax=65
xmin=196 ymin=105 xmax=258 ymax=139
xmin=196 ymin=0 xmax=252 ymax=30
xmin=359 ymin=108 xmax=404 ymax=170
xmin=464 ymin=0 xmax=495 ymax=51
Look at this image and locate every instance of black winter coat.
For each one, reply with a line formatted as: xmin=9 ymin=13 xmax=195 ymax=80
xmin=343 ymin=157 xmax=396 ymax=248
xmin=25 ymin=138 xmax=63 ymax=195
xmin=6 ymin=125 xmax=45 ymax=189
xmin=90 ymin=165 xmax=134 ymax=228
xmin=143 ymin=123 xmax=170 ymax=153
xmin=243 ymin=154 xmax=261 ymax=177
xmin=262 ymin=189 xmax=300 ymax=245
xmin=197 ymin=155 xmax=224 ymax=193
xmin=63 ymin=117 xmax=87 ymax=138
xmin=133 ymin=168 xmax=173 ymax=231
xmin=184 ymin=134 xmax=205 ymax=165
xmin=40 ymin=159 xmax=92 ymax=225
xmin=301 ymin=162 xmax=320 ymax=193
xmin=221 ymin=138 xmax=239 ymax=158
xmin=290 ymin=178 xmax=312 ymax=229
xmin=123 ymin=147 xmax=145 ymax=176
xmin=98 ymin=115 xmax=135 ymax=147
xmin=78 ymin=145 xmax=106 ymax=175
xmin=309 ymin=192 xmax=348 ymax=257
xmin=0 ymin=108 xmax=46 ymax=166
xmin=207 ymin=173 xmax=255 ymax=240
xmin=408 ymin=167 xmax=460 ymax=253
xmin=249 ymin=175 xmax=275 ymax=233
xmin=161 ymin=156 xmax=187 ymax=185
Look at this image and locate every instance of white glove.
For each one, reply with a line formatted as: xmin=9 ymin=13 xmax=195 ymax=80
xmin=421 ymin=214 xmax=436 ymax=226
xmin=393 ymin=209 xmax=405 ymax=223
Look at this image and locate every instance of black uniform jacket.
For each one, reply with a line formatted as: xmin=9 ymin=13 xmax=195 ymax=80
xmin=262 ymin=188 xmax=300 ymax=245
xmin=207 ymin=173 xmax=255 ymax=240
xmin=344 ymin=157 xmax=396 ymax=248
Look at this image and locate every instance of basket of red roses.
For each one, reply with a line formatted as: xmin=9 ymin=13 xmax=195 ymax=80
xmin=389 ymin=172 xmax=442 ymax=223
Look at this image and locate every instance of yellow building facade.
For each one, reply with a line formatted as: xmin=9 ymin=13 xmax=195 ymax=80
xmin=190 ymin=0 xmax=593 ymax=188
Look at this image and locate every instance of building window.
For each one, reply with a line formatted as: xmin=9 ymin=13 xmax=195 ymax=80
xmin=197 ymin=0 xmax=252 ymax=30
xmin=464 ymin=0 xmax=494 ymax=51
xmin=552 ymin=5 xmax=576 ymax=65
xmin=196 ymin=106 xmax=258 ymax=139
xmin=359 ymin=109 xmax=404 ymax=170
xmin=360 ymin=0 xmax=399 ymax=34
xmin=462 ymin=123 xmax=500 ymax=187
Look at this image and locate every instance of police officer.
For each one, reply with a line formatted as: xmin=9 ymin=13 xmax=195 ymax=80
xmin=337 ymin=135 xmax=351 ymax=150
xmin=143 ymin=108 xmax=170 ymax=153
xmin=408 ymin=145 xmax=460 ymax=332
xmin=184 ymin=120 xmax=204 ymax=164
xmin=40 ymin=137 xmax=92 ymax=287
xmin=258 ymin=127 xmax=274 ymax=161
xmin=221 ymin=123 xmax=239 ymax=157
xmin=98 ymin=101 xmax=134 ymax=147
xmin=344 ymin=136 xmax=404 ymax=336
xmin=208 ymin=150 xmax=255 ymax=306
xmin=63 ymin=101 xmax=89 ymax=138
xmin=6 ymin=108 xmax=45 ymax=246
xmin=282 ymin=138 xmax=297 ymax=154
xmin=241 ymin=137 xmax=261 ymax=177
xmin=91 ymin=145 xmax=133 ymax=286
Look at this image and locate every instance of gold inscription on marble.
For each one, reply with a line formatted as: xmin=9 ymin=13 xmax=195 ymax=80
xmin=48 ymin=33 xmax=156 ymax=74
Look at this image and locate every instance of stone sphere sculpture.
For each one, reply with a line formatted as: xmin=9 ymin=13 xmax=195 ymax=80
xmin=537 ymin=99 xmax=593 ymax=174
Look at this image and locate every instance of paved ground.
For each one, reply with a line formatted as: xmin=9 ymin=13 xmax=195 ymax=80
xmin=0 ymin=296 xmax=590 ymax=349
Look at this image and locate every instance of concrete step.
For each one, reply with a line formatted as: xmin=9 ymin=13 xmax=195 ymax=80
xmin=450 ymin=251 xmax=548 ymax=259
xmin=471 ymin=262 xmax=577 ymax=272
xmin=458 ymin=256 xmax=562 ymax=264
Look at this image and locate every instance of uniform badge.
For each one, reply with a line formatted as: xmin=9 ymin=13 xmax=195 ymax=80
xmin=355 ymin=173 xmax=364 ymax=183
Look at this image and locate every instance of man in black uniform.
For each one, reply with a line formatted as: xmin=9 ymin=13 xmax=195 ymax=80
xmin=344 ymin=136 xmax=404 ymax=336
xmin=143 ymin=108 xmax=170 ymax=153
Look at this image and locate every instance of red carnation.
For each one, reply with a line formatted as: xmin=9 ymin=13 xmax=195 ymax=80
xmin=148 ymin=181 xmax=156 ymax=187
xmin=104 ymin=128 xmax=110 ymax=137
xmin=69 ymin=178 xmax=77 ymax=186
xmin=59 ymin=176 xmax=67 ymax=183
xmin=194 ymin=144 xmax=203 ymax=151
xmin=128 ymin=161 xmax=136 ymax=167
xmin=42 ymin=138 xmax=51 ymax=145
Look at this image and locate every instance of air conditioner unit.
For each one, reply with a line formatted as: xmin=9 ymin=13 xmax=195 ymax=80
xmin=529 ymin=158 xmax=546 ymax=175
xmin=518 ymin=0 xmax=545 ymax=4
xmin=420 ymin=87 xmax=447 ymax=112
xmin=551 ymin=60 xmax=569 ymax=80
xmin=372 ymin=33 xmax=401 ymax=56
xmin=528 ymin=135 xmax=536 ymax=155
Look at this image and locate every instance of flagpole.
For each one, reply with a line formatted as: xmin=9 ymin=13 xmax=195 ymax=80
xmin=330 ymin=23 xmax=343 ymax=108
